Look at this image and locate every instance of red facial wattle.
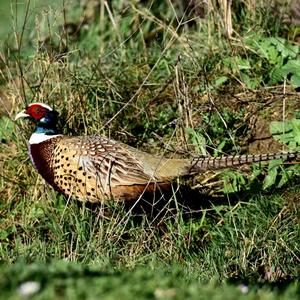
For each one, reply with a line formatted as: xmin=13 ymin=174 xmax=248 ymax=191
xmin=26 ymin=104 xmax=49 ymax=120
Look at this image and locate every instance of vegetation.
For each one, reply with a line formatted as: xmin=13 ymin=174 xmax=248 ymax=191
xmin=0 ymin=0 xmax=299 ymax=299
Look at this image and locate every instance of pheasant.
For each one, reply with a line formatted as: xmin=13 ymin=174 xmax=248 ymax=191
xmin=15 ymin=103 xmax=299 ymax=203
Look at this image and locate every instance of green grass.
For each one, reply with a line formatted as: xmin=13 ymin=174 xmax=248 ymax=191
xmin=1 ymin=261 xmax=299 ymax=300
xmin=0 ymin=1 xmax=300 ymax=299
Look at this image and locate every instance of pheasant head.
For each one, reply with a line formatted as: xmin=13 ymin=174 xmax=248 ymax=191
xmin=15 ymin=103 xmax=61 ymax=144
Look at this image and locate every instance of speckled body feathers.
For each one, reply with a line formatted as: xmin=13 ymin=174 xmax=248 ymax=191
xmin=29 ymin=135 xmax=300 ymax=203
xmin=30 ymin=136 xmax=186 ymax=202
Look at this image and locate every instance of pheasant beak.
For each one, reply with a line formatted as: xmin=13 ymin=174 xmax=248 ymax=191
xmin=15 ymin=110 xmax=30 ymax=121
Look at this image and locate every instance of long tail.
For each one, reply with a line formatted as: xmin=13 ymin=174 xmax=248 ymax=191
xmin=188 ymin=151 xmax=300 ymax=173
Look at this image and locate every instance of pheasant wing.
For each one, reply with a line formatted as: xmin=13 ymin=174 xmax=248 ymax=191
xmin=53 ymin=136 xmax=157 ymax=199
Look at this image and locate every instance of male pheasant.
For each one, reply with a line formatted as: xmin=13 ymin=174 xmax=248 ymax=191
xmin=15 ymin=103 xmax=299 ymax=203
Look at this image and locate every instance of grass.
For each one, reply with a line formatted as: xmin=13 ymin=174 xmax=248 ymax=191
xmin=0 ymin=0 xmax=300 ymax=299
xmin=1 ymin=262 xmax=299 ymax=300
xmin=0 ymin=190 xmax=299 ymax=299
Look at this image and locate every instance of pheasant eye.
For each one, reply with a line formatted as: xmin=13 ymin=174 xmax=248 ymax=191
xmin=33 ymin=108 xmax=43 ymax=119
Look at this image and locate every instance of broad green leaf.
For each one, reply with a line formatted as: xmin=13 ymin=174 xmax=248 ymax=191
xmin=269 ymin=66 xmax=286 ymax=84
xmin=255 ymin=39 xmax=272 ymax=60
xmin=267 ymin=46 xmax=279 ymax=65
xmin=280 ymin=59 xmax=300 ymax=75
xmin=214 ymin=75 xmax=228 ymax=87
xmin=270 ymin=119 xmax=300 ymax=149
xmin=265 ymin=37 xmax=298 ymax=59
xmin=236 ymin=57 xmax=251 ymax=70
xmin=278 ymin=169 xmax=290 ymax=188
xmin=291 ymin=73 xmax=300 ymax=88
xmin=269 ymin=59 xmax=300 ymax=85
xmin=270 ymin=120 xmax=293 ymax=134
xmin=263 ymin=161 xmax=280 ymax=189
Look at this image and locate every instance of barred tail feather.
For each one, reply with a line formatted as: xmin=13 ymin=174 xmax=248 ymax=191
xmin=189 ymin=151 xmax=300 ymax=173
